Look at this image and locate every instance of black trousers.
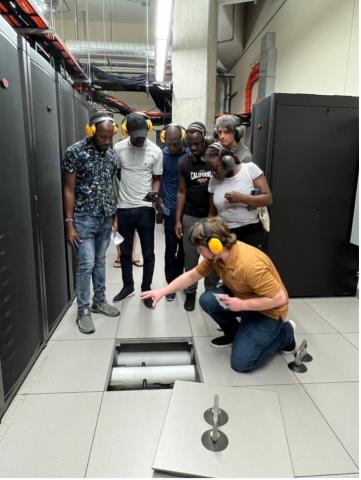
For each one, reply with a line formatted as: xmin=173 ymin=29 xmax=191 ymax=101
xmin=230 ymin=221 xmax=266 ymax=251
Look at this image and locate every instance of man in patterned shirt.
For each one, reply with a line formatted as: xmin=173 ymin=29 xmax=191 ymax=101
xmin=63 ymin=111 xmax=119 ymax=334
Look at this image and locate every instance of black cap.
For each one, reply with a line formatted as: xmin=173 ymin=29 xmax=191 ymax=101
xmin=126 ymin=113 xmax=147 ymax=138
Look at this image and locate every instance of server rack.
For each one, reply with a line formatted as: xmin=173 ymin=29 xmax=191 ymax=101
xmin=25 ymin=45 xmax=69 ymax=335
xmin=56 ymin=73 xmax=77 ymax=299
xmin=251 ymin=93 xmax=359 ymax=297
xmin=0 ymin=17 xmax=44 ymax=405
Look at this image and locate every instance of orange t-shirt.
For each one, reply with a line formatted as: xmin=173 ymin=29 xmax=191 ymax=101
xmin=195 ymin=241 xmax=288 ymax=320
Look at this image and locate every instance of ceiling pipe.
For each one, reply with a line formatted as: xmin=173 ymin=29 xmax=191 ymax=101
xmin=67 ymin=40 xmax=173 ymax=61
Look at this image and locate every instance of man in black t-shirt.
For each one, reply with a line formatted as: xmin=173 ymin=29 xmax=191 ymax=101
xmin=175 ymin=122 xmax=218 ymax=311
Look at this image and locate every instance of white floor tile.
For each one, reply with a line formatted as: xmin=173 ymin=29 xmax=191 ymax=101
xmin=193 ymin=337 xmax=299 ymax=386
xmin=342 ymin=332 xmax=359 ymax=349
xmin=303 ymin=300 xmax=359 ymax=333
xmin=19 ymin=339 xmax=114 ymax=393
xmin=87 ymin=390 xmax=171 ymax=477
xmin=51 ymin=303 xmax=121 ymax=340
xmin=283 ymin=333 xmax=358 ymax=383
xmin=0 ymin=393 xmax=102 ymax=477
xmin=304 ymin=382 xmax=359 ymax=466
xmin=303 ymin=297 xmax=358 ymax=303
xmin=187 ymin=305 xmax=220 ymax=337
xmin=287 ymin=301 xmax=338 ymax=333
xmin=116 ymin=303 xmax=192 ymax=339
xmin=153 ymin=381 xmax=293 ymax=478
xmin=248 ymin=385 xmax=358 ymax=476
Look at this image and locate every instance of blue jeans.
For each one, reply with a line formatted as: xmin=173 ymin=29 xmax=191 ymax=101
xmin=117 ymin=207 xmax=155 ymax=291
xmin=199 ymin=286 xmax=293 ymax=372
xmin=164 ymin=209 xmax=184 ymax=284
xmin=73 ymin=214 xmax=113 ymax=314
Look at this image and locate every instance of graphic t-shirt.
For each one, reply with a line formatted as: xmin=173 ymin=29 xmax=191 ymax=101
xmin=178 ymin=153 xmax=212 ymax=218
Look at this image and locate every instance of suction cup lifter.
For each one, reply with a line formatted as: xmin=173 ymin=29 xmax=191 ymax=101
xmin=201 ymin=394 xmax=229 ymax=452
xmin=288 ymin=339 xmax=313 ymax=373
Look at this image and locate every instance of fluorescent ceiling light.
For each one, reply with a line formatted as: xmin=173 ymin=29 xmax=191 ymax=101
xmin=155 ymin=0 xmax=173 ymax=81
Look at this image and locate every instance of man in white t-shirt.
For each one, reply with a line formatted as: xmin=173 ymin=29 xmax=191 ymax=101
xmin=113 ymin=113 xmax=163 ymax=308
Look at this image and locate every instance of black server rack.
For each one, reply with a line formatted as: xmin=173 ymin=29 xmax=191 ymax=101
xmin=0 ymin=17 xmax=44 ymax=404
xmin=26 ymin=45 xmax=69 ymax=334
xmin=251 ymin=93 xmax=359 ymax=297
xmin=56 ymin=74 xmax=77 ymax=299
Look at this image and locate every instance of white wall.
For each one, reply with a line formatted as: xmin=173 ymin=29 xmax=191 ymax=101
xmin=229 ymin=0 xmax=358 ymax=113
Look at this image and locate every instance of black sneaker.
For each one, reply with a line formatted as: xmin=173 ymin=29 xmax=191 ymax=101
xmin=143 ymin=297 xmax=154 ymax=309
xmin=281 ymin=320 xmax=297 ymax=353
xmin=113 ymin=287 xmax=135 ymax=303
xmin=184 ymin=293 xmax=196 ymax=311
xmin=166 ymin=293 xmax=176 ymax=302
xmin=210 ymin=336 xmax=233 ymax=348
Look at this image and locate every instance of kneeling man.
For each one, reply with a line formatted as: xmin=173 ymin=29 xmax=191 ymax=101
xmin=141 ymin=216 xmax=295 ymax=372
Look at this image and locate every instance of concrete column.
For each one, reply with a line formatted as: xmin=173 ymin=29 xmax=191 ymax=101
xmin=172 ymin=0 xmax=218 ymax=132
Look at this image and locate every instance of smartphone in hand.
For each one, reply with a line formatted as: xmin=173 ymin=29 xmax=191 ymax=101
xmin=248 ymin=187 xmax=261 ymax=210
xmin=143 ymin=191 xmax=159 ymax=202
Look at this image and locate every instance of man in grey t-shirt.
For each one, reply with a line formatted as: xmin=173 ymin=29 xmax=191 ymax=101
xmin=113 ymin=113 xmax=163 ymax=308
xmin=214 ymin=114 xmax=252 ymax=163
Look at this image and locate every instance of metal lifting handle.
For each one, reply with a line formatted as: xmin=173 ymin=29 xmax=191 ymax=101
xmin=210 ymin=394 xmax=220 ymax=443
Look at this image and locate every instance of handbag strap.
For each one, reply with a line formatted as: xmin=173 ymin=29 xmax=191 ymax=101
xmin=243 ymin=162 xmax=254 ymax=186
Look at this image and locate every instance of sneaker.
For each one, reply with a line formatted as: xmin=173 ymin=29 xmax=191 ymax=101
xmin=184 ymin=293 xmax=196 ymax=311
xmin=143 ymin=297 xmax=154 ymax=309
xmin=166 ymin=293 xmax=176 ymax=302
xmin=281 ymin=320 xmax=297 ymax=353
xmin=91 ymin=302 xmax=119 ymax=317
xmin=210 ymin=335 xmax=233 ymax=348
xmin=113 ymin=287 xmax=135 ymax=303
xmin=76 ymin=310 xmax=95 ymax=334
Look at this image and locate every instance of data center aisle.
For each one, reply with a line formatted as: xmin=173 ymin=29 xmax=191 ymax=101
xmin=0 ymin=224 xmax=358 ymax=477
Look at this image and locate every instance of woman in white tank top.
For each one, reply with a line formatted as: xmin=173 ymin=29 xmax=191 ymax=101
xmin=205 ymin=144 xmax=272 ymax=251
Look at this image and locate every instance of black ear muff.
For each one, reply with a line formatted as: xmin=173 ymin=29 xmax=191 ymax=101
xmin=220 ymin=151 xmax=236 ymax=171
xmin=202 ymin=220 xmax=223 ymax=255
xmin=234 ymin=125 xmax=246 ymax=142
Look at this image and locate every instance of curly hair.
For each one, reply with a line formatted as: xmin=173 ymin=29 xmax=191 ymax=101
xmin=189 ymin=217 xmax=237 ymax=249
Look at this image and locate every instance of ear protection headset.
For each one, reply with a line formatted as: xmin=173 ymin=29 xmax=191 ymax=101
xmin=202 ymin=220 xmax=224 ymax=255
xmin=186 ymin=121 xmax=214 ymax=148
xmin=208 ymin=143 xmax=237 ymax=171
xmin=85 ymin=115 xmax=119 ymax=137
xmin=120 ymin=112 xmax=153 ymax=137
xmin=160 ymin=123 xmax=186 ymax=143
xmin=213 ymin=123 xmax=245 ymax=143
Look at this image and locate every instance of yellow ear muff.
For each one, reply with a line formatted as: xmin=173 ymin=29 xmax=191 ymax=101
xmin=121 ymin=118 xmax=128 ymax=137
xmin=85 ymin=123 xmax=96 ymax=137
xmin=208 ymin=237 xmax=223 ymax=255
xmin=146 ymin=118 xmax=153 ymax=134
xmin=160 ymin=129 xmax=166 ymax=143
xmin=86 ymin=120 xmax=118 ymax=137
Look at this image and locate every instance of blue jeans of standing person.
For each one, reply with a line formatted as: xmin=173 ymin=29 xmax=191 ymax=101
xmin=73 ymin=214 xmax=113 ymax=314
xmin=164 ymin=209 xmax=184 ymax=284
xmin=117 ymin=207 xmax=155 ymax=291
xmin=199 ymin=286 xmax=293 ymax=372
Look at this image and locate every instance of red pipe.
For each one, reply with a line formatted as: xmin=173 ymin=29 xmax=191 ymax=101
xmin=244 ymin=62 xmax=260 ymax=114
